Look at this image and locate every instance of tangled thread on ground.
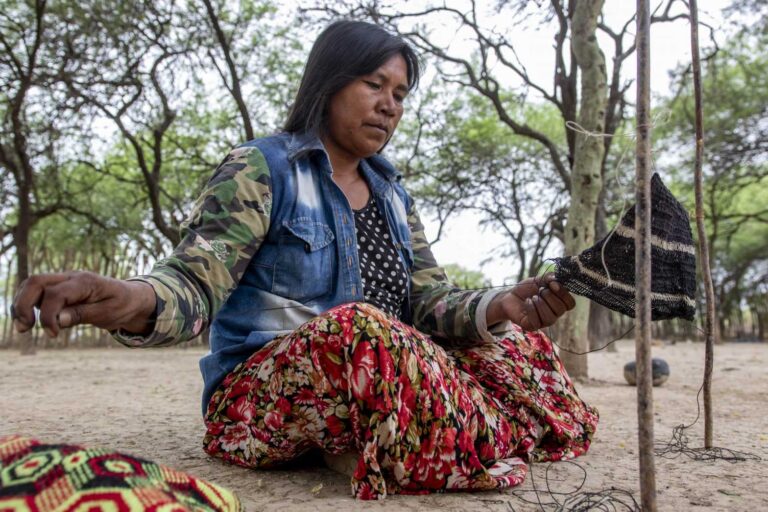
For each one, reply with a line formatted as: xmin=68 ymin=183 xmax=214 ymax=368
xmin=654 ymin=373 xmax=762 ymax=464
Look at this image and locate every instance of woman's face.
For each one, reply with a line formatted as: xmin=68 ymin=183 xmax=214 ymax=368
xmin=323 ymin=54 xmax=409 ymax=164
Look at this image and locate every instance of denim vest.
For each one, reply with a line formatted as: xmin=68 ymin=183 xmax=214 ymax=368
xmin=199 ymin=132 xmax=415 ymax=413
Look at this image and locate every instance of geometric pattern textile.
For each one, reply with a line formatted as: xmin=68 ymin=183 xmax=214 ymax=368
xmin=0 ymin=435 xmax=242 ymax=512
xmin=554 ymin=173 xmax=697 ymax=321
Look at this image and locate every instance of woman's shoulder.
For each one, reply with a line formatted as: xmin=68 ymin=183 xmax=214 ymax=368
xmin=211 ymin=133 xmax=294 ymax=182
xmin=206 ymin=138 xmax=283 ymax=190
xmin=236 ymin=132 xmax=291 ymax=158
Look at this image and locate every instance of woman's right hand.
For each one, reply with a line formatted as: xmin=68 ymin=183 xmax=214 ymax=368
xmin=11 ymin=272 xmax=157 ymax=337
xmin=486 ymin=273 xmax=576 ymax=331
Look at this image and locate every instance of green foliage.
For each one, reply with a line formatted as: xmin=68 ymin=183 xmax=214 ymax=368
xmin=658 ymin=24 xmax=768 ymax=334
xmin=443 ymin=263 xmax=492 ymax=290
xmin=1 ymin=0 xmax=304 ymax=280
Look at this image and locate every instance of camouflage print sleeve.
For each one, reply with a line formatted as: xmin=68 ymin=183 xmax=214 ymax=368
xmin=112 ymin=146 xmax=272 ymax=347
xmin=407 ymin=200 xmax=512 ymax=344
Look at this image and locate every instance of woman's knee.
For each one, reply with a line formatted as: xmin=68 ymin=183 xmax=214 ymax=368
xmin=307 ymin=302 xmax=407 ymax=380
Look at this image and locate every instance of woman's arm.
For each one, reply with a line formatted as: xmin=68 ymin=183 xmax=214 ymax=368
xmin=12 ymin=273 xmax=157 ymax=337
xmin=114 ymin=146 xmax=273 ymax=346
xmin=406 ymin=199 xmax=574 ymax=342
xmin=12 ymin=146 xmax=273 ymax=346
xmin=406 ymin=200 xmax=504 ymax=341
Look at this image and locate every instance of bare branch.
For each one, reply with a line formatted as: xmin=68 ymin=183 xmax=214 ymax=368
xmin=201 ymin=0 xmax=254 ymax=140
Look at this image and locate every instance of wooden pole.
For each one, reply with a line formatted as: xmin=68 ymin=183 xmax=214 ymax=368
xmin=635 ymin=0 xmax=657 ymax=509
xmin=688 ymin=0 xmax=717 ymax=449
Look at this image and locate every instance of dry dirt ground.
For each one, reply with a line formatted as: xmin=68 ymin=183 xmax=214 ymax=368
xmin=1 ymin=339 xmax=766 ymax=511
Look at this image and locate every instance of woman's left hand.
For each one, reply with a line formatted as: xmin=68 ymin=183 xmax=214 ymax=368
xmin=488 ymin=273 xmax=576 ymax=331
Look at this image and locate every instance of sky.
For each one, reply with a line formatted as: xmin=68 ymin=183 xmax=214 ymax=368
xmin=419 ymin=0 xmax=735 ymax=285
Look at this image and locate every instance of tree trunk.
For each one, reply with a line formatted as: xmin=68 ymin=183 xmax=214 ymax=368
xmin=589 ymin=302 xmax=615 ymax=351
xmin=2 ymin=256 xmax=12 ymax=348
xmin=559 ymin=0 xmax=608 ymax=379
xmin=16 ymin=185 xmax=36 ymax=355
xmin=588 ymin=173 xmax=615 ymax=351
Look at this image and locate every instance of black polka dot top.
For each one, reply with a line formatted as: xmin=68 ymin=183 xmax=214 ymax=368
xmin=353 ymin=197 xmax=409 ymax=318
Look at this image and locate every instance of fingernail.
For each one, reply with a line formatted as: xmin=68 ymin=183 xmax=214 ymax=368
xmin=44 ymin=327 xmax=56 ymax=338
xmin=58 ymin=311 xmax=71 ymax=328
xmin=551 ymin=282 xmax=561 ymax=292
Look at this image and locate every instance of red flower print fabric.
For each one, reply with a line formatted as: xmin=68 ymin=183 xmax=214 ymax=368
xmin=202 ymin=303 xmax=598 ymax=499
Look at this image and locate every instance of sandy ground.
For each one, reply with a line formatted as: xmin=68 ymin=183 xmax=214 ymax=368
xmin=1 ymin=339 xmax=766 ymax=511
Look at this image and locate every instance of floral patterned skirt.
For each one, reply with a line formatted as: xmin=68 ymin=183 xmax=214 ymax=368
xmin=202 ymin=303 xmax=598 ymax=500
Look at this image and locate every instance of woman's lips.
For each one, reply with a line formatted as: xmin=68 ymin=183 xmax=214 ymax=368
xmin=364 ymin=123 xmax=388 ymax=135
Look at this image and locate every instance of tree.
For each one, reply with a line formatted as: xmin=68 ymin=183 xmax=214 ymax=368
xmin=659 ymin=18 xmax=768 ymax=340
xmin=53 ymin=0 xmax=202 ymax=246
xmin=1 ymin=0 xmax=304 ymax=347
xmin=0 ymin=0 xmax=97 ymax=351
xmin=195 ymin=0 xmax=304 ymax=140
xmin=1 ymin=0 xmax=53 ymax=286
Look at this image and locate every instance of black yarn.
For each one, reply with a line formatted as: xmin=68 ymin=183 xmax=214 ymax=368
xmin=484 ymin=461 xmax=640 ymax=511
xmin=654 ymin=357 xmax=762 ymax=464
xmin=554 ymin=174 xmax=697 ymax=321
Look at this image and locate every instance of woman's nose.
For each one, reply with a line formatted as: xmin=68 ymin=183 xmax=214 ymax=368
xmin=378 ymin=94 xmax=397 ymax=116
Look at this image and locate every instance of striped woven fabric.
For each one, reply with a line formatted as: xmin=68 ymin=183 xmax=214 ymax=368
xmin=0 ymin=435 xmax=242 ymax=512
xmin=555 ymin=173 xmax=696 ymax=321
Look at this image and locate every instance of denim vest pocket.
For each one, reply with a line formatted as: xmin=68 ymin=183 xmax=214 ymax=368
xmin=272 ymin=218 xmax=335 ymax=302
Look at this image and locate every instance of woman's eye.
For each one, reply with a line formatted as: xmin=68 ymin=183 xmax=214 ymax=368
xmin=394 ymin=94 xmax=405 ymax=104
xmin=364 ymin=80 xmax=381 ymax=90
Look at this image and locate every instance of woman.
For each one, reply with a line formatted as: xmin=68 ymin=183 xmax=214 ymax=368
xmin=12 ymin=21 xmax=598 ymax=499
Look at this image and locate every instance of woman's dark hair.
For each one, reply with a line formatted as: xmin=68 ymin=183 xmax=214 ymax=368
xmin=284 ymin=20 xmax=421 ymax=134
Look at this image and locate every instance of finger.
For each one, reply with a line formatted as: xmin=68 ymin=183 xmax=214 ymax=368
xmin=12 ymin=274 xmax=70 ymax=332
xmin=539 ymin=272 xmax=556 ymax=286
xmin=533 ymin=273 xmax=558 ymax=297
xmin=38 ymin=279 xmax=97 ymax=337
xmin=524 ymin=298 xmax=542 ymax=330
xmin=540 ymin=288 xmax=568 ymax=317
xmin=512 ymin=278 xmax=537 ymax=301
xmin=58 ymin=302 xmax=121 ymax=331
xmin=547 ymin=280 xmax=576 ymax=310
xmin=533 ymin=295 xmax=558 ymax=328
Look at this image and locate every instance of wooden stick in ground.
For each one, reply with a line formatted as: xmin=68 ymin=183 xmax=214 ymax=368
xmin=635 ymin=0 xmax=657 ymax=509
xmin=688 ymin=0 xmax=718 ymax=449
